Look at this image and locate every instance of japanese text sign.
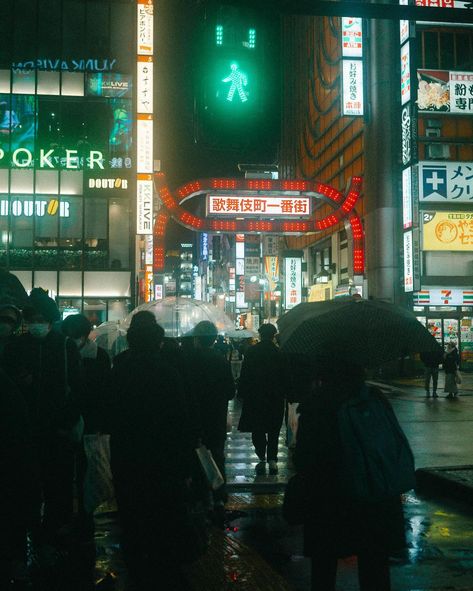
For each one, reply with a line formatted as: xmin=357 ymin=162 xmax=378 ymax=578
xmin=342 ymin=59 xmax=364 ymax=116
xmin=418 ymin=161 xmax=473 ymax=203
xmin=207 ymin=195 xmax=311 ymax=217
xmin=284 ymin=257 xmax=302 ymax=310
xmin=342 ymin=18 xmax=363 ymax=58
xmin=423 ymin=211 xmax=473 ymax=251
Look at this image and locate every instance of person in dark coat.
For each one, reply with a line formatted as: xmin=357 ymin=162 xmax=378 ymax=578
xmin=186 ymin=321 xmax=235 ymax=509
xmin=0 ymin=302 xmax=21 ymax=367
xmin=294 ymin=364 xmax=406 ymax=591
xmin=110 ymin=321 xmax=195 ymax=590
xmin=238 ymin=323 xmax=289 ymax=475
xmin=0 ymin=370 xmax=37 ymax=587
xmin=443 ymin=341 xmax=460 ymax=399
xmin=3 ymin=294 xmax=82 ymax=542
xmin=420 ymin=349 xmax=443 ymax=398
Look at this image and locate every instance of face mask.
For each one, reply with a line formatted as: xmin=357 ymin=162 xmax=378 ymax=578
xmin=29 ymin=323 xmax=50 ymax=338
xmin=0 ymin=322 xmax=12 ymax=338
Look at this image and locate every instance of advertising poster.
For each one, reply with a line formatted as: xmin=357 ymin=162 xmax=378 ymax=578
xmin=0 ymin=94 xmax=36 ymax=166
xmin=417 ymin=70 xmax=473 ymax=114
xmin=402 ymin=166 xmax=413 ymax=229
xmin=284 ymin=257 xmax=302 ymax=309
xmin=403 ymin=230 xmax=413 ymax=292
xmin=109 ymin=99 xmax=132 ymax=162
xmin=136 ymin=176 xmax=153 ymax=235
xmin=400 ymin=42 xmax=411 ymax=105
xmin=422 ymin=211 xmax=473 ymax=251
xmin=86 ymin=73 xmax=132 ymax=98
xmin=419 ymin=160 xmax=473 ymax=203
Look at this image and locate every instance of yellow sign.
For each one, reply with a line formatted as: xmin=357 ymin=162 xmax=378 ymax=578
xmin=308 ymin=284 xmax=333 ymax=302
xmin=423 ymin=211 xmax=473 ymax=251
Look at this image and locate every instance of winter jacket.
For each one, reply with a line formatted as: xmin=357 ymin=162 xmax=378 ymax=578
xmin=237 ymin=340 xmax=289 ymax=433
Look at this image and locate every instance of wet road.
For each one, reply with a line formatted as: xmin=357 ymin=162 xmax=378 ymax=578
xmin=22 ymin=374 xmax=473 ymax=590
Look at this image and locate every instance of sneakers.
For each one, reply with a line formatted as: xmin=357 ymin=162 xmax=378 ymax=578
xmin=268 ymin=461 xmax=278 ymax=475
xmin=255 ymin=461 xmax=266 ymax=475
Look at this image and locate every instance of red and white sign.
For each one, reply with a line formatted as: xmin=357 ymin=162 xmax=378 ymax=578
xmin=285 ymin=257 xmax=302 ymax=310
xmin=207 ymin=195 xmax=311 ymax=217
xmin=414 ymin=289 xmax=473 ymax=306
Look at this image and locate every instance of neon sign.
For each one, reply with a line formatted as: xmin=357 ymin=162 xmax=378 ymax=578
xmin=207 ymin=194 xmax=311 ymax=217
xmin=222 ymin=63 xmax=248 ymax=103
xmin=0 ymin=148 xmax=105 ymax=169
xmin=12 ymin=59 xmax=117 ymax=72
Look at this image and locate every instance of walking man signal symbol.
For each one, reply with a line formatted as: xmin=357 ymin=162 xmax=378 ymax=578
xmin=223 ymin=63 xmax=248 ymax=103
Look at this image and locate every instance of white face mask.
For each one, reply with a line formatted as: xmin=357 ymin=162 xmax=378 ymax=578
xmin=29 ymin=323 xmax=50 ymax=338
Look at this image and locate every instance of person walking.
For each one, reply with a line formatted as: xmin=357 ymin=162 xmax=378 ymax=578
xmin=444 ymin=341 xmax=460 ymax=399
xmin=293 ymin=363 xmax=406 ymax=591
xmin=0 ymin=302 xmax=21 ymax=366
xmin=109 ymin=321 xmax=195 ymax=589
xmin=420 ymin=349 xmax=443 ymax=398
xmin=186 ymin=321 xmax=235 ymax=517
xmin=237 ymin=323 xmax=289 ymax=475
xmin=3 ymin=292 xmax=82 ymax=544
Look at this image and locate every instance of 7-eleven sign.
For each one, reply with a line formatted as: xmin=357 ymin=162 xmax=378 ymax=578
xmin=441 ymin=289 xmax=452 ymax=304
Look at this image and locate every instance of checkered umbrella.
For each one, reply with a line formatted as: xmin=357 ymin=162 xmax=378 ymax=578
xmin=277 ymin=298 xmax=442 ymax=368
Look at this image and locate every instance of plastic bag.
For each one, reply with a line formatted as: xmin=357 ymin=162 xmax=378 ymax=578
xmin=195 ymin=445 xmax=224 ymax=490
xmin=83 ymin=434 xmax=115 ymax=513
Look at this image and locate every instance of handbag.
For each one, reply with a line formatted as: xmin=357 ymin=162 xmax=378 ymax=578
xmin=455 ymin=370 xmax=462 ymax=385
xmin=195 ymin=445 xmax=224 ymax=490
xmin=283 ymin=473 xmax=308 ymax=525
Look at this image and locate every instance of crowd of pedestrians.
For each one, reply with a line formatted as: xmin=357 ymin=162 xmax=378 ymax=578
xmin=1 ymin=287 xmax=456 ymax=591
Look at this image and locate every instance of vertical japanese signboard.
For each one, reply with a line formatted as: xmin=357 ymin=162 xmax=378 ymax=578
xmin=341 ymin=18 xmax=364 ymax=117
xmin=284 ymin=257 xmax=302 ymax=310
xmin=136 ymin=1 xmax=154 ymax=235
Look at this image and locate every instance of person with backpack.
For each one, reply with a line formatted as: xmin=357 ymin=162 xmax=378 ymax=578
xmin=293 ymin=362 xmax=410 ymax=591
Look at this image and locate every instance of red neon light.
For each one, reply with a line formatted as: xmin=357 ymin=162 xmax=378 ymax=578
xmin=247 ymin=221 xmax=274 ymax=232
xmin=316 ymin=183 xmax=343 ymax=203
xmin=178 ymin=181 xmax=202 ymax=198
xmin=281 ymin=180 xmax=309 ymax=191
xmin=210 ymin=220 xmax=237 ymax=231
xmin=153 ymin=213 xmax=169 ymax=237
xmin=316 ymin=214 xmax=339 ymax=230
xmin=349 ymin=215 xmax=364 ymax=240
xmin=282 ymin=222 xmax=310 ymax=232
xmin=153 ymin=246 xmax=165 ymax=272
xmin=246 ymin=179 xmax=273 ymax=190
xmin=211 ymin=178 xmax=238 ymax=190
xmin=341 ymin=190 xmax=359 ymax=213
xmin=160 ymin=186 xmax=177 ymax=210
xmin=179 ymin=212 xmax=204 ymax=229
xmin=353 ymin=248 xmax=365 ymax=273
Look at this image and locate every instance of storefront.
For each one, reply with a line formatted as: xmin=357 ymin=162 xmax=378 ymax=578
xmin=0 ymin=0 xmax=136 ymax=323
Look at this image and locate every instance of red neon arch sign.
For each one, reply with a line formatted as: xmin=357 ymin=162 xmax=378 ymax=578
xmin=152 ymin=174 xmax=364 ymax=274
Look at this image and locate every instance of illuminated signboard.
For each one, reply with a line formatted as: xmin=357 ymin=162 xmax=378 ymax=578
xmin=137 ymin=2 xmax=154 ymax=55
xmin=414 ymin=288 xmax=473 ymax=306
xmin=137 ymin=175 xmax=153 ymax=235
xmin=137 ymin=58 xmax=153 ymax=113
xmin=207 ymin=195 xmax=311 ymax=217
xmin=423 ymin=211 xmax=473 ymax=251
xmin=401 ymin=42 xmax=411 ymax=105
xmin=87 ymin=177 xmax=129 ymax=190
xmin=342 ymin=18 xmax=363 ymax=58
xmin=0 ymin=147 xmax=105 ymax=170
xmin=12 ymin=58 xmax=118 ymax=72
xmin=342 ymin=59 xmax=364 ymax=116
xmin=402 ymin=167 xmax=413 ymax=229
xmin=284 ymin=257 xmax=302 ymax=310
xmin=0 ymin=197 xmax=70 ymax=218
xmin=418 ymin=160 xmax=473 ymax=203
xmin=417 ymin=70 xmax=473 ymax=113
xmin=403 ymin=230 xmax=413 ymax=292
xmin=400 ymin=0 xmax=410 ymax=45
xmin=86 ymin=73 xmax=132 ymax=98
xmin=137 ymin=116 xmax=153 ymax=173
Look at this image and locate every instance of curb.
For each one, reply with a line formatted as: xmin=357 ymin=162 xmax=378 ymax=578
xmin=416 ymin=465 xmax=473 ymax=506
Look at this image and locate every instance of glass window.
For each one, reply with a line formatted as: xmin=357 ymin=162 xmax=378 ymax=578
xmin=59 ymin=196 xmax=82 ymax=243
xmin=108 ymin=299 xmax=128 ymax=322
xmin=456 ymin=34 xmax=471 ymax=69
xmin=36 ymin=171 xmax=59 ymax=194
xmin=61 ymin=73 xmax=84 ymax=97
xmin=37 ymin=71 xmax=60 ymax=96
xmin=63 ymin=0 xmax=86 ymax=61
xmin=0 ymin=2 xmax=13 ymax=67
xmin=111 ymin=3 xmax=133 ymax=73
xmin=0 ymin=203 xmax=8 ymax=267
xmin=0 ymin=95 xmax=36 ymax=165
xmin=109 ymin=200 xmax=130 ymax=269
xmin=10 ymin=170 xmax=34 ymax=194
xmin=10 ymin=196 xmax=34 ymax=269
xmin=37 ymin=98 xmax=62 ymax=151
xmin=87 ymin=2 xmax=110 ymax=59
xmin=13 ymin=0 xmax=37 ymax=64
xmin=12 ymin=69 xmax=36 ymax=96
xmin=58 ymin=298 xmax=82 ymax=319
xmin=35 ymin=196 xmax=60 ymax=246
xmin=440 ymin=33 xmax=455 ymax=70
xmin=84 ymin=298 xmax=107 ymax=326
xmin=85 ymin=198 xmax=108 ymax=269
xmin=424 ymin=32 xmax=439 ymax=69
xmin=38 ymin=0 xmax=61 ymax=58
xmin=0 ymin=70 xmax=10 ymax=93
xmin=60 ymin=171 xmax=83 ymax=195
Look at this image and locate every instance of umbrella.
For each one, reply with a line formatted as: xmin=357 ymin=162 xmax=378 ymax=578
xmin=277 ymin=298 xmax=442 ymax=368
xmin=225 ymin=328 xmax=258 ymax=339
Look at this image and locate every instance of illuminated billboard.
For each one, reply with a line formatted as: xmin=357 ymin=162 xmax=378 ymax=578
xmin=417 ymin=70 xmax=473 ymax=113
xmin=423 ymin=211 xmax=473 ymax=251
xmin=342 ymin=59 xmax=364 ymax=116
xmin=207 ymin=194 xmax=311 ymax=217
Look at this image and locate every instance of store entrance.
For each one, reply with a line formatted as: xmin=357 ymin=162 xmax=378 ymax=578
xmin=416 ymin=313 xmax=473 ymax=371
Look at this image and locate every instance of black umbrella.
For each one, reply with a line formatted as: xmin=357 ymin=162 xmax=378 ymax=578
xmin=277 ymin=298 xmax=442 ymax=368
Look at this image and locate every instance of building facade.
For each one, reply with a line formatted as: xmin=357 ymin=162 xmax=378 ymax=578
xmin=0 ymin=0 xmax=144 ymax=324
xmin=280 ymin=7 xmax=473 ymax=369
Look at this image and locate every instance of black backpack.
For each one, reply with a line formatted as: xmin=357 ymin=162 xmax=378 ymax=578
xmin=337 ymin=386 xmax=416 ymax=501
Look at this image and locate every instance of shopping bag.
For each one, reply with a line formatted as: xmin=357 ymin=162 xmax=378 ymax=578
xmin=195 ymin=445 xmax=224 ymax=490
xmin=83 ymin=434 xmax=115 ymax=513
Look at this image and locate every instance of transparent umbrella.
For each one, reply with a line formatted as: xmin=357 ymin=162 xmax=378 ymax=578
xmin=122 ymin=297 xmax=235 ymax=337
xmin=91 ymin=321 xmax=128 ymax=357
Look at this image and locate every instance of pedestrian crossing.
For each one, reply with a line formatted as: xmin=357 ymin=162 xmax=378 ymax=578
xmin=225 ymin=400 xmax=292 ymax=492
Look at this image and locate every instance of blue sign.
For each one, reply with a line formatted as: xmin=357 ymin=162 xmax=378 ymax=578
xmin=422 ymin=164 xmax=447 ymax=200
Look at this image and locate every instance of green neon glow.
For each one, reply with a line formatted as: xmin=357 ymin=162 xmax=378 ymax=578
xmin=248 ymin=28 xmax=256 ymax=49
xmin=222 ymin=62 xmax=248 ymax=102
xmin=216 ymin=25 xmax=223 ymax=46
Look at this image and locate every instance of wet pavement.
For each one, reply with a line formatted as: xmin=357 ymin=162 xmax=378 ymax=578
xmin=16 ymin=372 xmax=473 ymax=590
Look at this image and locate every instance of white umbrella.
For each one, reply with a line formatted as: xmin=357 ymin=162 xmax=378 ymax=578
xmin=225 ymin=328 xmax=258 ymax=339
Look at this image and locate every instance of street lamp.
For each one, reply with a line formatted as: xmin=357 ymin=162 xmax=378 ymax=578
xmin=250 ymin=274 xmax=267 ymax=322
